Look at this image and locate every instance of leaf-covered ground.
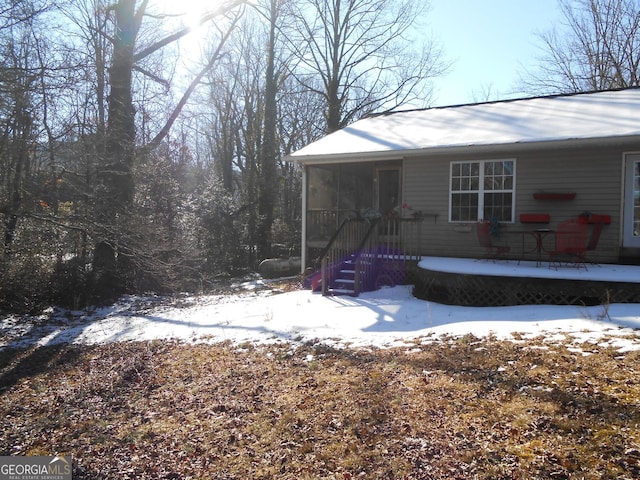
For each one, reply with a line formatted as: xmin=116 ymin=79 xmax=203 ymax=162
xmin=1 ymin=337 xmax=639 ymax=479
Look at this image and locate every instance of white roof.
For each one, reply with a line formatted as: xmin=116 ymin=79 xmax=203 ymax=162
xmin=289 ymin=88 xmax=640 ymax=161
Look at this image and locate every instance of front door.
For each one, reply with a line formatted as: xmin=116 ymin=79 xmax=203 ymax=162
xmin=623 ymin=153 xmax=640 ymax=247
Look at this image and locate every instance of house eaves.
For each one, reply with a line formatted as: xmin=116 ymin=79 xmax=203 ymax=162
xmin=285 ymin=88 xmax=640 ymax=165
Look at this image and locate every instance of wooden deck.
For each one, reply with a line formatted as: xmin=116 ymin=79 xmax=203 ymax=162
xmin=414 ymin=257 xmax=640 ymax=306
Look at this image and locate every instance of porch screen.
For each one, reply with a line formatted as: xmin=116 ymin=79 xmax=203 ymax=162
xmin=450 ymin=159 xmax=514 ymax=222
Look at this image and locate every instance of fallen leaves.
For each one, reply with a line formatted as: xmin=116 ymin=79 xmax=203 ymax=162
xmin=1 ymin=338 xmax=639 ymax=479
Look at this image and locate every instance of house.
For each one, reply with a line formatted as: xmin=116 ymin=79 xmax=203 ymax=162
xmin=285 ymin=88 xmax=640 ymax=300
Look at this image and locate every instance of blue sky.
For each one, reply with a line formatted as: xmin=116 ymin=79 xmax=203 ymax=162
xmin=427 ymin=0 xmax=563 ymax=106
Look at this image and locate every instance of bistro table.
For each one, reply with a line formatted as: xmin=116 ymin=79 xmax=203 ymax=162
xmin=511 ymin=229 xmax=555 ymax=266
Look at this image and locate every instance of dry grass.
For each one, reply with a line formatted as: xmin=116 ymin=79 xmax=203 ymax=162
xmin=1 ymin=337 xmax=640 ymax=479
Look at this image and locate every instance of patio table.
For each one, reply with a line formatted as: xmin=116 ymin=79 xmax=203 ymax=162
xmin=510 ymin=229 xmax=555 ymax=266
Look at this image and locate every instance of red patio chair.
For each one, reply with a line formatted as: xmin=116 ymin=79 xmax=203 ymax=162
xmin=586 ymin=222 xmax=603 ymax=251
xmin=549 ymin=219 xmax=588 ymax=269
xmin=477 ymin=221 xmax=510 ymax=259
xmin=584 ymin=222 xmax=604 ymax=265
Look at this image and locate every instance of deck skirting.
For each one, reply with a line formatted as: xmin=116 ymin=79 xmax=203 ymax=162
xmin=413 ymin=267 xmax=640 ymax=306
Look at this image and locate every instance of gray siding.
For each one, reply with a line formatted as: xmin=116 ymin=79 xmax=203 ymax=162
xmin=403 ymin=145 xmax=631 ymax=263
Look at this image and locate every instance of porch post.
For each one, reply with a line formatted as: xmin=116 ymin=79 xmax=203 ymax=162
xmin=301 ymin=165 xmax=308 ymax=273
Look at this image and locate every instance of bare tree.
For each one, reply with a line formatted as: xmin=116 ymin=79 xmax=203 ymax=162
xmin=0 ymin=3 xmax=50 ymax=257
xmin=91 ymin=0 xmax=246 ymax=298
xmin=526 ymin=0 xmax=640 ymax=94
xmin=285 ymin=0 xmax=446 ymax=133
xmin=0 ymin=0 xmax=48 ymax=30
xmin=254 ymin=0 xmax=282 ymax=259
xmin=193 ymin=0 xmax=296 ymax=264
xmin=0 ymin=1 xmax=79 ymax=311
xmin=0 ymin=36 xmax=35 ymax=257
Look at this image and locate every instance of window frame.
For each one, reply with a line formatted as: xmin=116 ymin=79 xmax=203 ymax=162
xmin=449 ymin=159 xmax=516 ymax=223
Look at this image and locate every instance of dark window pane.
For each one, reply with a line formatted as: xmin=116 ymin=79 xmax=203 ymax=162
xmin=484 ymin=192 xmax=512 ymax=221
xmin=503 ymin=161 xmax=514 ymax=175
xmin=452 ymin=192 xmax=478 ymax=221
xmin=504 ymin=176 xmax=513 ymax=189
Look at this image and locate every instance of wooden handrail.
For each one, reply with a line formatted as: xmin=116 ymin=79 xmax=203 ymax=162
xmin=356 ymin=219 xmax=380 ymax=253
xmin=313 ymin=216 xmax=352 ymax=271
xmin=313 ymin=213 xmax=380 ymax=271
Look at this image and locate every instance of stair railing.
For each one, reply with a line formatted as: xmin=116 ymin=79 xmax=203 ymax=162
xmin=313 ymin=216 xmax=351 ymax=272
xmin=316 ymin=211 xmax=423 ymax=296
xmin=316 ymin=214 xmax=380 ymax=296
xmin=314 ymin=212 xmax=381 ymax=267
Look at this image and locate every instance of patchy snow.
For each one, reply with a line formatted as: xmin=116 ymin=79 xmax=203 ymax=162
xmin=2 ymin=279 xmax=639 ymax=353
xmin=288 ymin=89 xmax=640 ymax=160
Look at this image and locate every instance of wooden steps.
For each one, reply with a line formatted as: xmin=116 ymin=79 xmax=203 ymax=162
xmin=325 ymin=257 xmax=357 ymax=296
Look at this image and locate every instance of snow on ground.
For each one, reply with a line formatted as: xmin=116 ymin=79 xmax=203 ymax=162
xmin=2 ymin=275 xmax=640 ymax=353
xmin=419 ymin=256 xmax=640 ymax=282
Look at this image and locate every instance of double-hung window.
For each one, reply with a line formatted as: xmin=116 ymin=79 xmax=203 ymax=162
xmin=450 ymin=159 xmax=515 ymax=222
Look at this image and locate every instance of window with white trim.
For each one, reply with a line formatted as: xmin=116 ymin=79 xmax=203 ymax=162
xmin=450 ymin=159 xmax=515 ymax=222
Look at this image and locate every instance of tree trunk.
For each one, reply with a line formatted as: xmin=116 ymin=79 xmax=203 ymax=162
xmin=3 ymin=99 xmax=31 ymax=257
xmin=256 ymin=0 xmax=279 ymax=261
xmin=92 ymin=0 xmax=141 ymax=298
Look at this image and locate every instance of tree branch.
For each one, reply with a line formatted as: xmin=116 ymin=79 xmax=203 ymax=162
xmin=132 ymin=64 xmax=170 ymax=89
xmin=133 ymin=0 xmax=246 ymax=63
xmin=142 ymin=15 xmax=241 ymax=153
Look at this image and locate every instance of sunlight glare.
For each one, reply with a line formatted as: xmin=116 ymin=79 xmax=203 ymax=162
xmin=153 ymin=0 xmax=232 ymax=65
xmin=154 ymin=0 xmax=245 ymax=26
xmin=155 ymin=0 xmax=216 ymax=30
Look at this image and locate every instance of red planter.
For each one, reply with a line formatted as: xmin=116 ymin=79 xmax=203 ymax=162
xmin=520 ymin=213 xmax=551 ymax=224
xmin=578 ymin=214 xmax=611 ymax=224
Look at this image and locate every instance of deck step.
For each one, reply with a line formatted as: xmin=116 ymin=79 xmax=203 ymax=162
xmin=334 ymin=279 xmax=355 ymax=287
xmin=326 ymin=287 xmax=356 ymax=296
